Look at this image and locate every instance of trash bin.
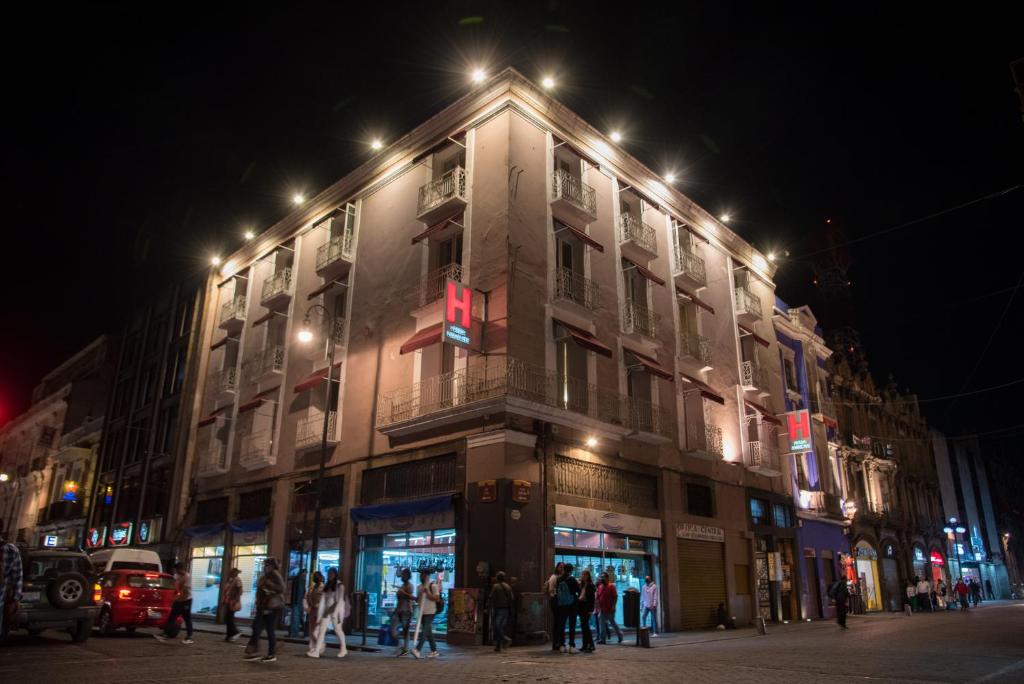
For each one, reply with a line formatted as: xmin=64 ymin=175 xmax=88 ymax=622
xmin=622 ymin=588 xmax=641 ymax=629
xmin=636 ymin=626 xmax=651 ymax=647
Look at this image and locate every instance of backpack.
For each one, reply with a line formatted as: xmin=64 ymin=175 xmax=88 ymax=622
xmin=827 ymin=581 xmax=841 ymax=599
xmin=556 ymin=578 xmax=575 ymax=607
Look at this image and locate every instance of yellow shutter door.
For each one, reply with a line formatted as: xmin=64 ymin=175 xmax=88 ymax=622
xmin=677 ymin=538 xmax=727 ymax=629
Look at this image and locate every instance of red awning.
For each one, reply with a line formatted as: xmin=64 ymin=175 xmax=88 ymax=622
xmin=210 ymin=335 xmax=229 ymax=351
xmin=251 ymin=311 xmax=274 ymax=327
xmin=555 ymin=222 xmax=604 ymax=252
xmin=738 ymin=323 xmax=771 ymax=348
xmin=237 ymin=397 xmax=266 ymax=414
xmin=294 ymin=361 xmax=343 ymax=394
xmin=678 ymin=372 xmax=726 ymax=405
xmin=308 ymin=279 xmax=342 ymax=300
xmin=676 ymin=285 xmax=715 ymax=314
xmin=623 ymin=258 xmax=665 ymax=286
xmin=553 ymin=318 xmax=612 ymax=358
xmin=399 ymin=322 xmax=443 ymax=355
xmin=745 ymin=399 xmax=782 ymax=425
xmin=623 ymin=347 xmax=674 ymax=381
xmin=412 ymin=212 xmax=462 ymax=245
xmin=197 ymin=406 xmax=229 ymax=428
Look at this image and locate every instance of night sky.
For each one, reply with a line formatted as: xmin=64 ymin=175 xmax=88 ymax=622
xmin=3 ymin=3 xmax=1022 ymax=460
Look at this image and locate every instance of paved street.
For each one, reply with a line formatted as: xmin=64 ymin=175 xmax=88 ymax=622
xmin=2 ymin=602 xmax=1023 ymax=683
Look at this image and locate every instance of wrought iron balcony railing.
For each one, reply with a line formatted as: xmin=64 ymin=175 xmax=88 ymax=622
xmin=295 ymin=411 xmax=337 ymax=450
xmin=623 ymin=299 xmax=660 ymax=338
xmin=417 ymin=166 xmax=467 ymax=217
xmin=624 ymin=396 xmax=675 ymax=439
xmin=619 ymin=213 xmax=658 ymax=255
xmin=746 ymin=439 xmax=780 ymax=472
xmin=741 ymin=359 xmax=770 ymax=391
xmin=220 ymin=296 xmax=247 ymax=325
xmin=551 ymin=168 xmax=597 ymax=217
xmin=673 ymin=245 xmax=707 ymax=286
xmin=261 ymin=267 xmax=293 ymax=303
xmin=239 ymin=431 xmax=273 ymax=470
xmin=316 ymin=232 xmax=354 ymax=271
xmin=734 ymin=286 xmax=763 ymax=320
xmin=553 ymin=267 xmax=599 ymax=311
xmin=679 ymin=333 xmax=712 ymax=366
xmin=215 ymin=367 xmax=238 ymax=395
xmin=198 ymin=443 xmax=228 ymax=475
xmin=245 ymin=345 xmax=285 ymax=380
xmin=416 ymin=262 xmax=464 ymax=307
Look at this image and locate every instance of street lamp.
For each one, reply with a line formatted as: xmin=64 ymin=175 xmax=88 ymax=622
xmin=296 ymin=304 xmax=340 ymax=578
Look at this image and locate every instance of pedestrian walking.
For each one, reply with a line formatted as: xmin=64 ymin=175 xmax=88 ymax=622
xmin=554 ymin=564 xmax=580 ymax=653
xmin=288 ymin=567 xmax=307 ymax=638
xmin=641 ymin=575 xmax=659 ymax=636
xmin=545 ymin=561 xmax=564 ymax=652
xmin=488 ymin=571 xmax=514 ymax=653
xmin=245 ymin=557 xmax=286 ymax=663
xmin=916 ymin=577 xmax=932 ymax=612
xmin=984 ymin=579 xmax=994 ymax=601
xmin=955 ymin=578 xmax=970 ymax=611
xmin=310 ymin=567 xmax=348 ymax=658
xmin=828 ymin=578 xmax=850 ymax=629
xmin=390 ymin=568 xmax=414 ymax=656
xmin=1 ymin=529 xmax=23 ymax=640
xmin=936 ymin=579 xmax=947 ymax=610
xmin=411 ymin=569 xmax=441 ymax=659
xmin=577 ymin=569 xmax=596 ymax=652
xmin=596 ymin=572 xmax=623 ymax=644
xmin=303 ymin=571 xmax=325 ymax=657
xmin=221 ymin=567 xmax=243 ymax=642
xmin=969 ymin=579 xmax=981 ymax=607
xmin=155 ymin=561 xmax=194 ymax=644
xmin=906 ymin=579 xmax=917 ymax=612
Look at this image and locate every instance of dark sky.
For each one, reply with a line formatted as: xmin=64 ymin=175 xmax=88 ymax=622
xmin=2 ymin=2 xmax=1022 ymax=453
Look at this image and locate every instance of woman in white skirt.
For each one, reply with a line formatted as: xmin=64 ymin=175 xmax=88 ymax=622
xmin=311 ymin=567 xmax=348 ymax=658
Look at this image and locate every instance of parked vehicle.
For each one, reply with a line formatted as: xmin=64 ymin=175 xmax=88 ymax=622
xmin=7 ymin=548 xmax=101 ymax=642
xmin=95 ymin=569 xmax=176 ymax=636
xmin=88 ymin=548 xmax=162 ymax=573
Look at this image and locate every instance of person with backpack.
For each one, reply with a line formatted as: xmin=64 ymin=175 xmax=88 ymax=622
xmin=545 ymin=561 xmax=564 ymax=652
xmin=596 ymin=571 xmax=623 ymax=644
xmin=555 ymin=564 xmax=580 ymax=653
xmin=577 ymin=569 xmax=596 ymax=652
xmin=488 ymin=571 xmax=514 ymax=653
xmin=828 ymin=577 xmax=850 ymax=629
xmin=412 ymin=569 xmax=441 ymax=659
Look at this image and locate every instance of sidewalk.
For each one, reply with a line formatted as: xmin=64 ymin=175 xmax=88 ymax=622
xmin=190 ymin=618 xmax=382 ymax=653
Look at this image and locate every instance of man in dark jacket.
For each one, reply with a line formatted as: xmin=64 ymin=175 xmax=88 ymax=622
xmin=488 ymin=571 xmax=514 ymax=652
xmin=245 ymin=557 xmax=286 ymax=663
xmin=829 ymin=578 xmax=850 ymax=629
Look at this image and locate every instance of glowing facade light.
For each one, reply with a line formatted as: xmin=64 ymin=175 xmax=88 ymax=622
xmin=0 ymin=473 xmax=9 ymax=482
xmin=585 ymin=437 xmax=598 ymax=448
xmin=664 ymin=173 xmax=676 ymax=183
xmin=767 ymin=252 xmax=776 ymax=262
xmin=471 ymin=68 xmax=486 ymax=83
xmin=297 ymin=327 xmax=314 ymax=344
xmin=541 ymin=76 xmax=555 ymax=89
xmin=609 ymin=131 xmax=622 ymax=143
xmin=720 ymin=213 xmax=731 ymax=223
xmin=244 ymin=230 xmax=255 ymax=240
xmin=210 ymin=256 xmax=222 ymax=266
xmin=371 ymin=139 xmax=383 ymax=151
xmin=292 ymin=193 xmax=305 ymax=205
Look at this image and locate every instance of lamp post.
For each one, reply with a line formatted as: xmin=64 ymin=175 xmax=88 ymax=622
xmin=296 ymin=304 xmax=339 ymax=579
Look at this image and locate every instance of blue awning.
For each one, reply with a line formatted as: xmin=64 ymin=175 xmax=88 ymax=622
xmin=349 ymin=494 xmax=454 ymax=522
xmin=184 ymin=523 xmax=225 ymax=538
xmin=230 ymin=518 xmax=267 ymax=533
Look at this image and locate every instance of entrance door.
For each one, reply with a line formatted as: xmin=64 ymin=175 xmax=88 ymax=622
xmin=676 ymin=539 xmax=727 ymax=629
xmin=879 ymin=558 xmax=900 ymax=612
xmin=804 ymin=557 xmax=822 ymax=619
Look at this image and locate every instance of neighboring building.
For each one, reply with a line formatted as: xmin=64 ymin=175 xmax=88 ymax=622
xmin=931 ymin=431 xmax=1011 ymax=598
xmin=181 ymin=68 xmax=796 ymax=632
xmin=830 ymin=356 xmax=946 ymax=612
xmin=772 ymin=299 xmax=850 ymax=621
xmin=85 ymin=279 xmax=206 ymax=568
xmin=0 ymin=337 xmax=114 ymax=547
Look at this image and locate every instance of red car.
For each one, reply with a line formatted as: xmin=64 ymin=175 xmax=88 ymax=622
xmin=95 ymin=570 xmax=177 ymax=635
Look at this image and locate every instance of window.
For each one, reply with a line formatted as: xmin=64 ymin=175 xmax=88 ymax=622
xmin=783 ymin=356 xmax=798 ymax=393
xmin=38 ymin=426 xmax=57 ymax=448
xmin=292 ymin=476 xmax=344 ymax=513
xmin=554 ymin=322 xmax=588 ymax=411
xmin=360 ymin=454 xmax=457 ymax=504
xmin=686 ymin=483 xmax=714 ymax=517
xmin=772 ymin=503 xmax=793 ymax=528
xmin=238 ymin=488 xmax=272 ymax=520
xmin=553 ymin=456 xmax=658 ymax=510
xmin=750 ymin=498 xmax=769 ymax=526
xmin=128 ymin=575 xmax=176 ymax=590
xmin=195 ymin=496 xmax=229 ymax=525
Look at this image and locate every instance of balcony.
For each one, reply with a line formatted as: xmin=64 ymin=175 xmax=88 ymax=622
xmin=377 ymin=356 xmax=635 ymax=437
xmin=261 ymin=268 xmax=293 ymax=308
xmin=316 ymin=232 xmax=354 ymax=281
xmin=330 ymin=318 xmax=346 ymax=346
xmin=803 ymin=490 xmax=845 ymax=519
xmin=678 ymin=333 xmax=712 ymax=372
xmin=553 ymin=267 xmax=600 ymax=312
xmin=213 ymin=367 xmax=238 ymax=401
xmin=295 ymin=411 xmax=338 ymax=451
xmin=219 ymin=296 xmax=247 ymax=332
xmin=673 ymin=245 xmax=707 ymax=290
xmin=415 ymin=262 xmax=464 ymax=309
xmin=740 ymin=360 xmax=771 ymax=397
xmin=618 ymin=213 xmax=658 ymax=262
xmin=245 ymin=345 xmax=285 ymax=383
xmin=197 ymin=443 xmax=228 ymax=477
xmin=417 ymin=166 xmax=467 ymax=224
xmin=812 ymin=396 xmax=836 ymax=424
xmin=624 ymin=396 xmax=675 ymax=443
xmin=683 ymin=423 xmax=724 ymax=460
xmin=734 ymin=286 xmax=763 ymax=324
xmin=623 ymin=299 xmax=660 ymax=340
xmin=551 ymin=169 xmax=597 ymax=226
xmin=238 ymin=431 xmax=274 ymax=470
xmin=43 ymin=499 xmax=85 ymax=523
xmin=746 ymin=439 xmax=782 ymax=476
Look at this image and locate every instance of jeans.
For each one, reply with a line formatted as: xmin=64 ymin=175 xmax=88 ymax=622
xmin=492 ymin=607 xmax=509 ymax=650
xmin=248 ymin=608 xmax=281 ymax=655
xmin=550 ymin=598 xmax=561 ymax=649
xmin=642 ymin=606 xmax=658 ymax=633
xmin=579 ymin=610 xmax=594 ymax=649
xmin=288 ymin=603 xmax=305 ymax=637
xmin=416 ymin=613 xmax=437 ymax=652
xmin=224 ymin=609 xmax=238 ymax=639
xmin=960 ymin=596 xmax=969 ymax=611
xmin=594 ymin=611 xmax=603 ymax=643
xmin=556 ymin=605 xmax=577 ymax=648
xmin=390 ymin=610 xmax=412 ymax=649
xmin=836 ymin=603 xmax=848 ymax=628
xmin=164 ymin=599 xmax=193 ymax=638
xmin=599 ymin=611 xmax=622 ymax=642
xmin=917 ymin=593 xmax=931 ymax=612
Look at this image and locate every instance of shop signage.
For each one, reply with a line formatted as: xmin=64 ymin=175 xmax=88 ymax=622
xmin=108 ymin=522 xmax=133 ymax=547
xmin=914 ymin=547 xmax=926 ymax=562
xmin=676 ymin=523 xmax=725 ymax=543
xmin=43 ymin=534 xmax=59 ymax=548
xmin=883 ymin=543 xmax=896 ymax=558
xmin=478 ymin=480 xmax=497 ymax=503
xmin=856 ymin=545 xmax=878 ymax=560
xmin=85 ymin=526 xmax=106 ymax=549
xmin=555 ymin=504 xmax=661 ymax=538
xmin=785 ymin=409 xmax=812 ymax=452
xmin=357 ymin=509 xmax=455 ymax=536
xmin=511 ymin=480 xmax=531 ymax=503
xmin=62 ymin=481 xmax=79 ymax=502
xmin=929 ymin=551 xmax=944 ymax=565
xmin=442 ymin=278 xmax=473 ymax=349
xmin=137 ymin=518 xmax=159 ymax=544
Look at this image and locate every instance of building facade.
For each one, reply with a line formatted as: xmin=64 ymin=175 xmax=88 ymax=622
xmin=0 ymin=337 xmax=114 ymax=547
xmin=179 ymin=69 xmax=803 ymax=634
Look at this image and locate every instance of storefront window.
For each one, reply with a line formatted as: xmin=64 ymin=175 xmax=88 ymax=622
xmin=189 ymin=533 xmax=225 ymax=617
xmin=287 ymin=539 xmax=342 ymax=583
xmin=233 ymin=530 xmax=268 ymax=619
xmin=356 ymin=528 xmax=457 ymax=634
xmin=553 ymin=527 xmax=574 ymax=547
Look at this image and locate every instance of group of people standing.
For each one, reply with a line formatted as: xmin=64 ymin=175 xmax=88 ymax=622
xmin=387 ymin=567 xmax=444 ymax=659
xmin=906 ymin=576 xmax=989 ymax=612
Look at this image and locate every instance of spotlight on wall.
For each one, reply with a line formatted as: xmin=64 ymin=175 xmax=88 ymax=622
xmin=471 ymin=68 xmax=486 ymax=84
xmin=371 ymin=139 xmax=383 ymax=151
xmin=210 ymin=256 xmax=222 ymax=266
xmin=292 ymin=193 xmax=305 ymax=205
xmin=585 ymin=437 xmax=598 ymax=448
xmin=244 ymin=230 xmax=255 ymax=240
xmin=609 ymin=131 xmax=622 ymax=143
xmin=541 ymin=76 xmax=555 ymax=89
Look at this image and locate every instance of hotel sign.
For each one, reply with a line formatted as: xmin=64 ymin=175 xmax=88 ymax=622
xmin=676 ymin=523 xmax=725 ymax=543
xmin=785 ymin=409 xmax=812 ymax=452
xmin=442 ymin=279 xmax=473 ymax=349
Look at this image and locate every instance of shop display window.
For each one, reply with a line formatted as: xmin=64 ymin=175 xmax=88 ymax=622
xmin=189 ymin=538 xmax=224 ymax=617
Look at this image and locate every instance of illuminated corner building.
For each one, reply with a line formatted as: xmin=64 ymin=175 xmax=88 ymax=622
xmin=772 ymin=299 xmax=850 ymax=621
xmin=829 ymin=357 xmax=946 ymax=612
xmin=930 ymin=432 xmax=1011 ymax=598
xmin=181 ymin=68 xmax=794 ymax=633
xmin=0 ymin=337 xmax=115 ymax=548
xmin=84 ymin=279 xmax=207 ymax=567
